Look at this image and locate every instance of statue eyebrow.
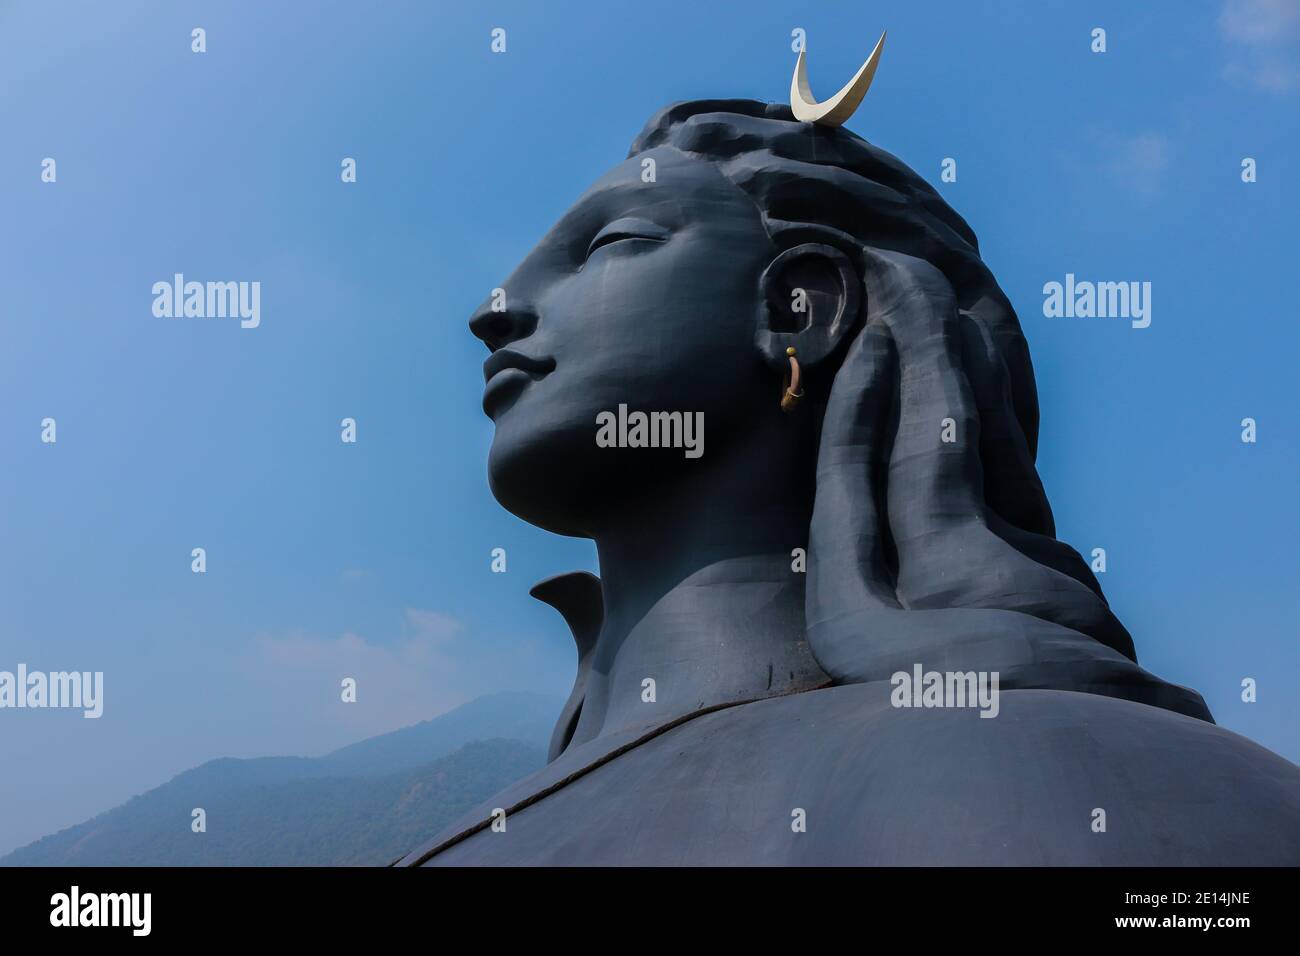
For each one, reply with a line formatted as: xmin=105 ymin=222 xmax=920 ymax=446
xmin=559 ymin=183 xmax=678 ymax=260
xmin=577 ymin=181 xmax=676 ymax=221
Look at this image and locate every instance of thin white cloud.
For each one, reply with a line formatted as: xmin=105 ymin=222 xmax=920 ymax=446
xmin=247 ymin=610 xmax=470 ymax=744
xmin=1091 ymin=129 xmax=1173 ymax=198
xmin=1218 ymin=0 xmax=1300 ymax=91
xmin=1219 ymin=0 xmax=1300 ymax=43
xmin=403 ymin=608 xmax=462 ymax=643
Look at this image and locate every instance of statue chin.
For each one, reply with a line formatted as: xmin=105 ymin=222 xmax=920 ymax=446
xmin=488 ymin=408 xmax=709 ymax=538
xmin=486 ymin=427 xmax=603 ymax=539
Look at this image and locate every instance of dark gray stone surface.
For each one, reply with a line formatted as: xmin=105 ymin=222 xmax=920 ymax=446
xmin=406 ymin=100 xmax=1300 ymax=865
xmin=404 ymin=684 xmax=1300 ymax=866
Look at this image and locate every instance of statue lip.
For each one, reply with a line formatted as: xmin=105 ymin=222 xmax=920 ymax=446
xmin=482 ymin=349 xmax=555 ymax=417
xmin=483 ymin=348 xmax=556 ymax=385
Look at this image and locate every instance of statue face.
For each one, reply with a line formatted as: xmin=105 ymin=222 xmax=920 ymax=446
xmin=472 ymin=149 xmax=777 ymax=536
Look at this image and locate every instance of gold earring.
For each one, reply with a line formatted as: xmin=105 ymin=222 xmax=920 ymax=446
xmin=781 ymin=346 xmax=804 ymax=413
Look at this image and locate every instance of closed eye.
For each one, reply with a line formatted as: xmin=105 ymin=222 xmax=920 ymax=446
xmin=585 ymin=217 xmax=670 ymax=261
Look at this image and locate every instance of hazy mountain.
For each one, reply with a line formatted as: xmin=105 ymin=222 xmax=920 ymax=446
xmin=319 ymin=690 xmax=558 ymax=777
xmin=2 ymin=692 xmax=559 ymax=866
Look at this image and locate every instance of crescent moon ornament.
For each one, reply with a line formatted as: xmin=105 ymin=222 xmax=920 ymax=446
xmin=790 ymin=31 xmax=886 ymax=126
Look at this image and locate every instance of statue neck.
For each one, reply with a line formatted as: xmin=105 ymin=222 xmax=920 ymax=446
xmin=569 ymin=479 xmax=828 ymax=747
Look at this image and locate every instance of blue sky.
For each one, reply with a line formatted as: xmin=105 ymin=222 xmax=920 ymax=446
xmin=1 ymin=0 xmax=1297 ymax=856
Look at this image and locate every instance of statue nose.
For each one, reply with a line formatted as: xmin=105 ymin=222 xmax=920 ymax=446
xmin=469 ymin=300 xmax=539 ymax=352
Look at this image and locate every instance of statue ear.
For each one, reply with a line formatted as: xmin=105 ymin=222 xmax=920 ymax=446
xmin=756 ymin=243 xmax=862 ymax=371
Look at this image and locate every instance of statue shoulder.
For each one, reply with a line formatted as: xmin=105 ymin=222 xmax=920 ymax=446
xmin=405 ymin=683 xmax=1300 ymax=865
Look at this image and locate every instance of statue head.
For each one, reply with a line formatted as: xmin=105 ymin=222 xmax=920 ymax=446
xmin=470 ymin=99 xmax=1210 ymax=721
